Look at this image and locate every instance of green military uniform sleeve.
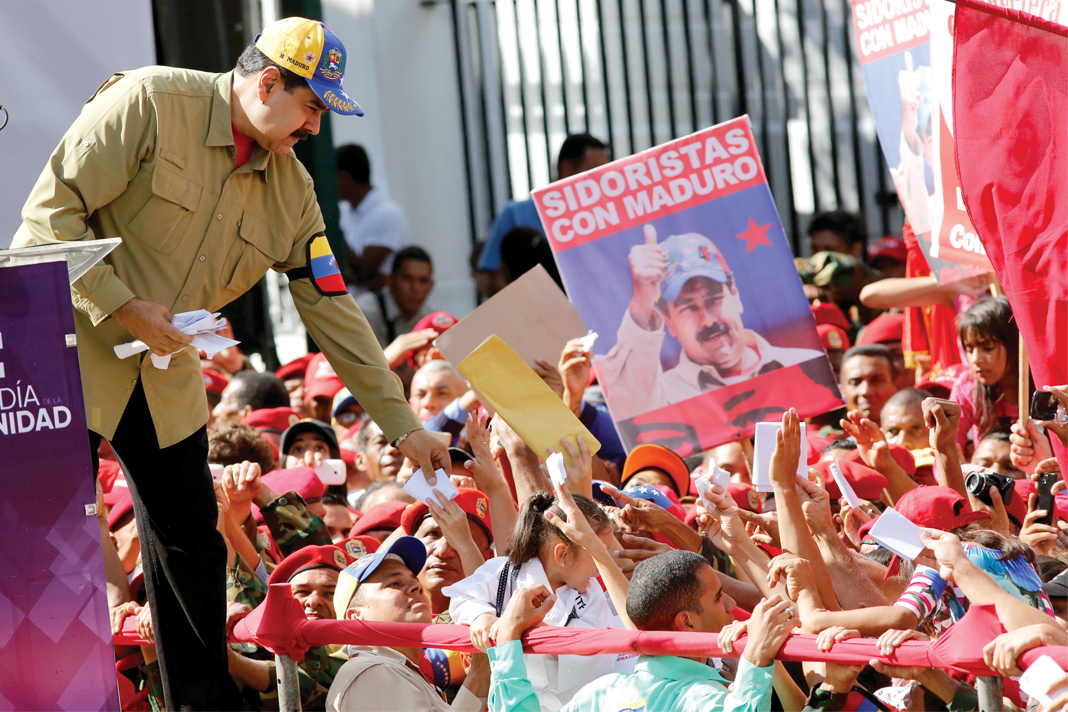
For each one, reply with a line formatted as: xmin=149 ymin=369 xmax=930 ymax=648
xmin=226 ymin=553 xmax=268 ymax=609
xmin=17 ymin=73 xmax=156 ymax=323
xmin=278 ymin=180 xmax=422 ymax=444
xmin=260 ymin=490 xmax=332 ymax=557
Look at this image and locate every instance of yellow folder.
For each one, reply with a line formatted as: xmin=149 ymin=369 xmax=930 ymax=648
xmin=458 ymin=334 xmax=600 ymax=466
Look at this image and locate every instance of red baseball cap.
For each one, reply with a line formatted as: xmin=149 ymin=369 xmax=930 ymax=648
xmin=349 ymin=501 xmax=409 ymax=537
xmin=869 ymin=236 xmax=908 ymax=263
xmin=811 ymin=458 xmax=888 ymax=501
xmin=842 ymin=446 xmax=916 ymax=477
xmin=401 ymin=487 xmax=493 ymax=544
xmin=856 ymin=313 xmax=904 ymax=346
xmin=408 ymin=312 xmax=459 ymax=366
xmin=276 ymin=353 xmax=315 ymax=381
xmin=242 ymin=407 xmax=302 ymax=434
xmin=894 ymin=486 xmax=990 ymax=530
xmin=303 ymin=353 xmax=344 ymax=404
xmin=810 ymin=302 xmax=851 ymax=332
xmin=817 ymin=324 xmax=851 ymax=351
xmin=267 ymin=544 xmax=354 ymax=585
xmin=622 ymin=444 xmax=690 ymax=498
xmin=251 ymin=467 xmax=325 ymax=522
xmin=202 ymin=368 xmax=229 ymax=396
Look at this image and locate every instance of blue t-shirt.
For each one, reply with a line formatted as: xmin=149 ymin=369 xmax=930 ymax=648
xmin=478 ymin=199 xmax=544 ymax=270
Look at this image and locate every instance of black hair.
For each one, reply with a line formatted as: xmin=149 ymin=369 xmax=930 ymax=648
xmin=820 ymin=436 xmax=858 ymax=457
xmin=499 ymin=227 xmax=564 ymax=290
xmin=391 ymin=245 xmax=433 ymax=276
xmin=354 ymin=481 xmax=407 ymax=512
xmin=234 ymin=44 xmax=309 ymax=92
xmin=556 ymin=133 xmax=608 ymax=171
xmin=626 ymin=550 xmax=709 ymax=631
xmin=508 ymin=492 xmax=610 ymax=568
xmin=841 ymin=344 xmax=898 ymax=379
xmin=1035 ymin=555 xmax=1068 ymax=583
xmin=959 ymin=527 xmax=1030 ymax=564
xmin=958 ymin=297 xmax=1020 ymax=438
xmin=322 ymin=492 xmax=349 ymax=506
xmin=883 ymin=387 xmax=931 ymax=410
xmin=231 ymin=371 xmax=290 ymax=411
xmin=356 ymin=418 xmax=383 ymax=452
xmin=978 ymin=427 xmax=1012 ymax=443
xmin=864 ymin=547 xmax=916 ymax=580
xmin=337 ymin=144 xmax=371 ymax=184
xmin=807 ymin=210 xmax=868 ymax=248
xmin=208 ymin=424 xmax=276 ymax=473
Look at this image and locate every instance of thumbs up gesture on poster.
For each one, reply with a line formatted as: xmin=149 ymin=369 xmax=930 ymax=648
xmin=628 ymin=224 xmax=667 ymax=331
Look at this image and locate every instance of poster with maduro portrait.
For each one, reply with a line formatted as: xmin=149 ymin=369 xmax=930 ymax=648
xmin=531 ymin=117 xmax=843 ymax=456
xmin=848 ymin=0 xmax=993 ymax=282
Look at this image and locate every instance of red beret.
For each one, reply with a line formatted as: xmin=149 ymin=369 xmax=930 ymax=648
xmin=339 ymin=535 xmax=380 ymax=561
xmin=810 ymin=302 xmax=851 ymax=332
xmin=401 ymin=487 xmax=493 ymax=543
xmin=251 ymin=467 xmax=325 ymax=522
xmin=856 ymin=313 xmax=904 ymax=346
xmin=275 ymin=353 xmax=315 ymax=381
xmin=811 ymin=458 xmax=888 ymax=501
xmin=267 ymin=544 xmax=354 ymax=586
xmin=842 ymin=446 xmax=916 ymax=477
xmin=728 ymin=482 xmax=763 ymax=513
xmin=303 ymin=353 xmax=344 ymax=404
xmin=349 ymin=501 xmax=409 ymax=537
xmin=817 ymin=324 xmax=851 ymax=351
xmin=242 ymin=407 xmax=302 ymax=434
xmin=202 ymin=368 xmax=229 ymax=395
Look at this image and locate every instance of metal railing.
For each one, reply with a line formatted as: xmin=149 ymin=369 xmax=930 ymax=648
xmin=439 ymin=0 xmax=905 ymax=255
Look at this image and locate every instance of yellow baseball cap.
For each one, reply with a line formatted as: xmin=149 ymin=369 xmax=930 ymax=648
xmin=255 ymin=17 xmax=364 ymax=116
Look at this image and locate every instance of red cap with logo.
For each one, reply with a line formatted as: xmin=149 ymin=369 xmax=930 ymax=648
xmin=817 ymin=324 xmax=851 ymax=351
xmin=401 ymin=487 xmax=493 ymax=544
xmin=856 ymin=313 xmax=904 ymax=346
xmin=242 ymin=407 xmax=302 ymax=434
xmin=408 ymin=312 xmax=459 ymax=367
xmin=810 ymin=302 xmax=851 ymax=332
xmin=894 ymin=486 xmax=991 ymax=530
xmin=267 ymin=544 xmax=354 ymax=585
xmin=303 ymin=353 xmax=344 ymax=404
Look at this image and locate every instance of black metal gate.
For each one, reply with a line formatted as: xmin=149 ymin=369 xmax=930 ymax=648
xmin=441 ymin=0 xmax=904 ymax=255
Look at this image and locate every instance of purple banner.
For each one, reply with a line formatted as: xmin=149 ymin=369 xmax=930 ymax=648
xmin=0 ymin=261 xmax=118 ymax=710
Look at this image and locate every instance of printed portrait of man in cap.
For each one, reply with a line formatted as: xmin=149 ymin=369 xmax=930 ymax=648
xmin=599 ymin=224 xmax=824 ymax=420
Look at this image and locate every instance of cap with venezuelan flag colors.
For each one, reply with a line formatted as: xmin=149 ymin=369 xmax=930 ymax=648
xmin=306 ymin=234 xmax=347 ymax=296
xmin=254 ymin=17 xmax=364 ymax=116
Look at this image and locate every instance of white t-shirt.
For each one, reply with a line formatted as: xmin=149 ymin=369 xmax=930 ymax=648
xmin=339 ymin=186 xmax=408 ymax=275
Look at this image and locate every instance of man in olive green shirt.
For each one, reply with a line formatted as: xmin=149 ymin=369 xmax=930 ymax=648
xmin=12 ymin=18 xmax=449 ymax=711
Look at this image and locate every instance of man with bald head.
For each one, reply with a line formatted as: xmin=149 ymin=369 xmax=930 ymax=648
xmin=409 ymin=361 xmax=480 ymax=446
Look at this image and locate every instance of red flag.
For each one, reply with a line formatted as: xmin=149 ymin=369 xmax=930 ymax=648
xmin=953 ymin=0 xmax=1068 ymax=470
xmin=901 ymin=222 xmax=964 ymax=376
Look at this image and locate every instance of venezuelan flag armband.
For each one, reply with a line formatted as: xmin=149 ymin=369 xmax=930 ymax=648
xmin=286 ymin=233 xmax=348 ymax=297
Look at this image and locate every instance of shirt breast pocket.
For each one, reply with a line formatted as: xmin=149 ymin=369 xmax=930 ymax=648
xmin=126 ymin=166 xmax=202 ymax=254
xmin=221 ymin=210 xmax=291 ymax=297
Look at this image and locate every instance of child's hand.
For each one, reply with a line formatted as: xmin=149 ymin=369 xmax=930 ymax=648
xmin=469 ymin=612 xmax=499 ymax=652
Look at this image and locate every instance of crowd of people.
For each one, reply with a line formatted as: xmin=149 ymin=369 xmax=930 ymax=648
xmin=97 ymin=180 xmax=1068 ymax=712
xmin=15 ymin=14 xmax=1065 ymax=712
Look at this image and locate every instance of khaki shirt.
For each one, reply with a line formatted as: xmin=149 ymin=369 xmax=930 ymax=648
xmin=326 ymin=646 xmax=483 ymax=712
xmin=12 ymin=66 xmax=421 ymax=447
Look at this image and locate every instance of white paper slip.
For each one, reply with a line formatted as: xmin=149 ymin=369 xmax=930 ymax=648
xmin=546 ymin=451 xmax=568 ymax=490
xmin=752 ymin=421 xmax=806 ymax=493
xmin=830 ymin=461 xmax=861 ymax=509
xmin=868 ymin=507 xmax=925 ymax=560
xmin=695 ymin=476 xmax=715 ymax=509
xmin=578 ymin=330 xmax=599 ymax=353
xmin=709 ymin=461 xmax=731 ymax=492
xmin=1018 ymin=655 xmax=1068 ymax=708
xmin=114 ymin=310 xmax=235 ymax=369
xmin=403 ymin=468 xmax=458 ymax=506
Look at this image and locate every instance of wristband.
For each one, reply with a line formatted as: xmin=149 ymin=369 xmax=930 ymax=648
xmin=392 ymin=430 xmax=414 ymax=449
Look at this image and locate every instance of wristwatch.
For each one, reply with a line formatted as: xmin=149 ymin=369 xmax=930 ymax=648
xmin=391 ymin=430 xmax=414 ymax=449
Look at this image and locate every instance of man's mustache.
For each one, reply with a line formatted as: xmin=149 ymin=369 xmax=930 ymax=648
xmin=697 ymin=322 xmax=731 ymax=342
xmin=292 ymin=129 xmax=311 ymax=142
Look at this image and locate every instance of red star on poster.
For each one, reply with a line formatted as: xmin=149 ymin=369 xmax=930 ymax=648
xmin=735 ymin=218 xmax=773 ymax=253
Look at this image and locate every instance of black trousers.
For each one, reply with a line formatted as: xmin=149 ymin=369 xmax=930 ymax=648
xmin=90 ymin=384 xmax=242 ymax=711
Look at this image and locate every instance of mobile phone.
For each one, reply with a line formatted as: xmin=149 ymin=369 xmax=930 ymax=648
xmin=1036 ymin=472 xmax=1058 ymax=527
xmin=313 ymin=458 xmax=347 ymax=486
xmin=208 ymin=463 xmax=225 ymax=481
xmin=1031 ymin=391 xmax=1059 ymax=421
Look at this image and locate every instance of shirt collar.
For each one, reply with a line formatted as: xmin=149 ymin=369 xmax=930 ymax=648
xmin=634 ymin=654 xmax=725 ymax=683
xmin=207 ymin=71 xmax=272 ymax=176
xmin=348 ymin=645 xmax=421 ymax=671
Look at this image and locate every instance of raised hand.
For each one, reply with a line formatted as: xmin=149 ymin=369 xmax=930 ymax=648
xmin=464 ymin=412 xmax=506 ymax=491
xmin=599 ymin=484 xmax=673 ymax=536
xmin=628 ymin=224 xmax=667 ymax=330
xmin=922 ymin=398 xmax=962 ymax=454
xmin=743 ymin=596 xmax=800 ymax=668
xmin=770 ymin=409 xmax=802 ymax=488
xmin=222 ymin=461 xmax=263 ymax=505
xmin=559 ymin=337 xmax=593 ymax=416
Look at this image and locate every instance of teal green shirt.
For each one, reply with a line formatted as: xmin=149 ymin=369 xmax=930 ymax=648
xmin=488 ymin=640 xmax=774 ymax=712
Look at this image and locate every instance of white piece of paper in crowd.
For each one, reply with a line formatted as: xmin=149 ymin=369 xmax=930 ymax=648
xmin=830 ymin=461 xmax=862 ymax=509
xmin=578 ymin=330 xmax=599 ymax=353
xmin=403 ymin=468 xmax=458 ymax=506
xmin=868 ymin=507 xmax=925 ymax=561
xmin=546 ymin=451 xmax=568 ymax=490
xmin=751 ymin=421 xmax=806 ymax=493
xmin=1018 ymin=655 xmax=1068 ymax=708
